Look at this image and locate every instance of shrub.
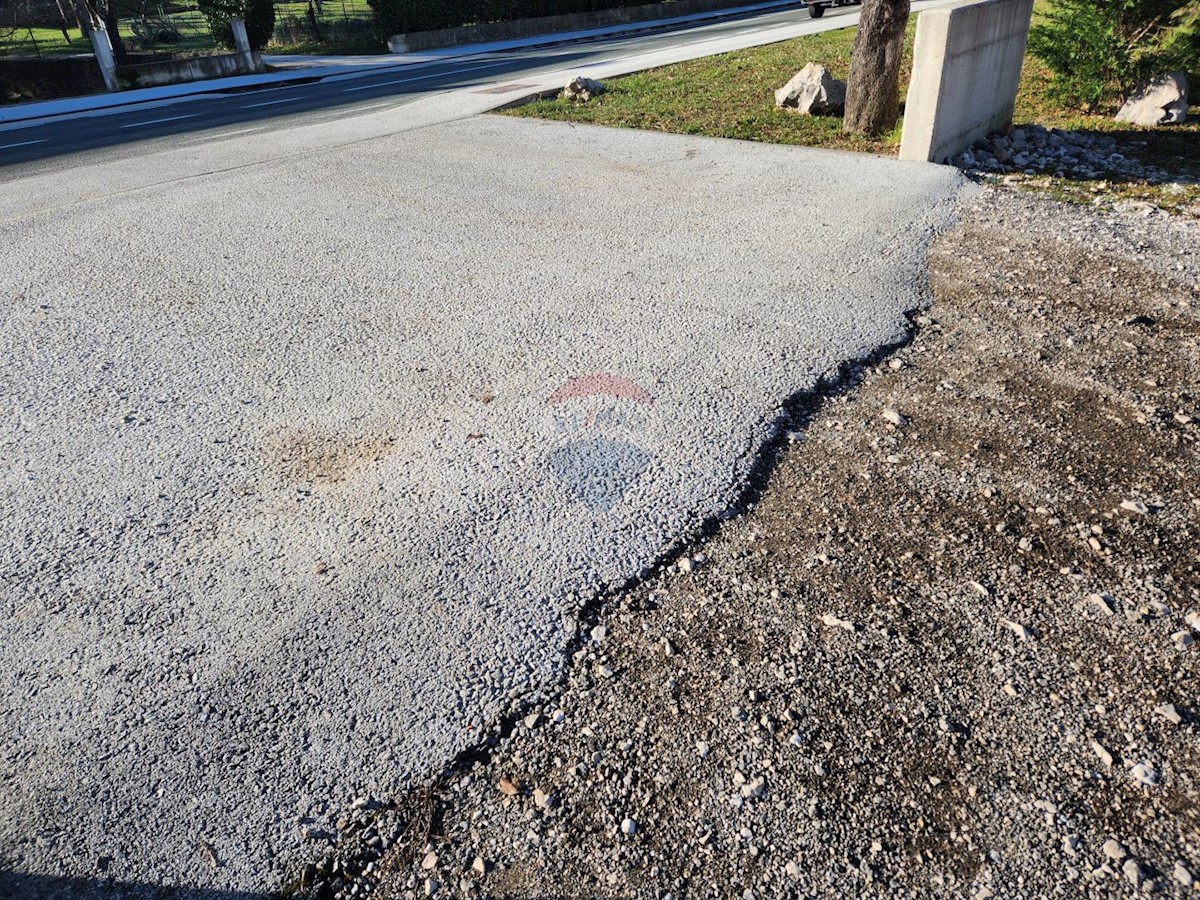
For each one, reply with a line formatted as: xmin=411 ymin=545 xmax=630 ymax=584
xmin=1029 ymin=0 xmax=1200 ymax=112
xmin=198 ymin=0 xmax=276 ymax=51
xmin=368 ymin=0 xmax=660 ymax=43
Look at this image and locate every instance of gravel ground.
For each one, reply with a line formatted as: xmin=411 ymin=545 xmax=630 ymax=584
xmin=0 ymin=117 xmax=966 ymax=896
xmin=303 ymin=188 xmax=1200 ymax=900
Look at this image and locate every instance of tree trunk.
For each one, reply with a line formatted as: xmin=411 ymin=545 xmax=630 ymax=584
xmin=843 ymin=0 xmax=910 ymax=136
xmin=102 ymin=1 xmax=129 ymax=64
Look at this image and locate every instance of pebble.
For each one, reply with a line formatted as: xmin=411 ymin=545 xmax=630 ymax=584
xmin=590 ymin=625 xmax=607 ymax=643
xmin=1088 ymin=593 xmax=1115 ymax=615
xmin=819 ymin=613 xmax=854 ymax=631
xmin=1172 ymin=630 xmax=1195 ymax=649
xmin=1122 ymin=858 xmax=1144 ymax=888
xmin=1062 ymin=835 xmax=1079 ymax=855
xmin=1120 ymin=499 xmax=1149 ymax=515
xmin=620 ymin=818 xmax=637 ymax=836
xmin=471 ymin=857 xmax=487 ymax=875
xmin=1175 ymin=862 xmax=1194 ymax=888
xmin=533 ymin=788 xmax=554 ymax=809
xmin=785 ymin=860 xmax=803 ymax=879
xmin=677 ymin=557 xmax=694 ymax=573
xmin=1102 ymin=839 xmax=1126 ymax=861
xmin=1001 ymin=618 xmax=1034 ymax=641
xmin=1155 ymin=703 xmax=1182 ymax=725
xmin=423 ymin=877 xmax=439 ymax=897
xmin=882 ymin=408 xmax=908 ymax=427
xmin=1091 ymin=741 xmax=1113 ymax=768
xmin=420 ymin=851 xmax=437 ymax=871
xmin=524 ymin=712 xmax=541 ymax=730
xmin=1186 ymin=610 xmax=1200 ymax=631
xmin=696 ymin=741 xmax=710 ymax=759
xmin=1130 ymin=762 xmax=1159 ymax=786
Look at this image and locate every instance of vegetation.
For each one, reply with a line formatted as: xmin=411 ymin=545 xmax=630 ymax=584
xmin=1028 ymin=0 xmax=1200 ymax=111
xmin=198 ymin=0 xmax=276 ymax=50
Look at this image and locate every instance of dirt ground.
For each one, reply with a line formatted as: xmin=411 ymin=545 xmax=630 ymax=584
xmin=294 ymin=188 xmax=1200 ymax=899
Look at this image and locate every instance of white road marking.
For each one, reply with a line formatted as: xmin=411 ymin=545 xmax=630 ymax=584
xmin=240 ymin=97 xmax=302 ymax=109
xmin=341 ymin=60 xmax=513 ymax=92
xmin=0 ymin=139 xmax=46 ymax=150
xmin=119 ymin=114 xmax=198 ymax=129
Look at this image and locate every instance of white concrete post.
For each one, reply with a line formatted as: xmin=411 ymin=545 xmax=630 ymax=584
xmin=230 ymin=17 xmax=251 ymax=54
xmin=87 ymin=23 xmax=119 ymax=92
xmin=899 ymin=0 xmax=1035 ymax=164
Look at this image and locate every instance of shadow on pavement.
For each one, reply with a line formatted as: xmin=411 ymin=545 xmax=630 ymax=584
xmin=0 ymin=871 xmax=275 ymax=900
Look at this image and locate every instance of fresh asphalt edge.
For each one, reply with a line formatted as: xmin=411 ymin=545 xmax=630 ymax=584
xmin=280 ymin=194 xmax=973 ymax=899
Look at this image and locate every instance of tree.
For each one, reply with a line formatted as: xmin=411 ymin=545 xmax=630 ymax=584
xmin=843 ymin=0 xmax=910 ymax=136
xmin=198 ymin=0 xmax=274 ymax=50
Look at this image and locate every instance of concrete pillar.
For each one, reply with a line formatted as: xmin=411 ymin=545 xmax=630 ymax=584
xmin=88 ymin=24 xmax=119 ymax=93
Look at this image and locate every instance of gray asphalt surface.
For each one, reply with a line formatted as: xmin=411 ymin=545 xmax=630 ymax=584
xmin=0 ymin=115 xmax=968 ymax=896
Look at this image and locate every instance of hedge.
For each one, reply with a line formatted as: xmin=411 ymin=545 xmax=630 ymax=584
xmin=367 ymin=0 xmax=667 ymax=41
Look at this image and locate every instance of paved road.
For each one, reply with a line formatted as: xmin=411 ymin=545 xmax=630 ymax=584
xmin=0 ymin=1 xmax=948 ymax=179
xmin=0 ymin=7 xmax=968 ymax=898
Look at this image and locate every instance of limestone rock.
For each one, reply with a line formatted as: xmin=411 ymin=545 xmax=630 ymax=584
xmin=775 ymin=63 xmax=846 ymax=116
xmin=562 ymin=76 xmax=606 ymax=102
xmin=1115 ymin=72 xmax=1189 ymax=126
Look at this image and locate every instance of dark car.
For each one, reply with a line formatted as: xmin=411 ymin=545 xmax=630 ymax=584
xmin=806 ymin=0 xmax=861 ymax=17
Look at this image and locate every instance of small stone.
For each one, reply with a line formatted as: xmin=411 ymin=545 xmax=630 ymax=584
xmin=1103 ymin=839 xmax=1127 ymax=861
xmin=498 ymin=776 xmax=520 ymax=796
xmin=1002 ymin=681 xmax=1018 ymax=697
xmin=1122 ymin=858 xmax=1144 ymax=888
xmin=678 ymin=557 xmax=694 ymax=573
xmin=421 ymin=851 xmax=438 ymax=871
xmin=1174 ymin=862 xmax=1194 ymax=887
xmin=1062 ymin=835 xmax=1080 ymax=855
xmin=1186 ymin=610 xmax=1200 ymax=631
xmin=552 ymin=708 xmax=565 ymax=724
xmin=1155 ymin=703 xmax=1182 ymax=725
xmin=789 ymin=732 xmax=804 ymax=748
xmin=820 ymin=613 xmax=854 ymax=631
xmin=532 ymin=788 xmax=554 ymax=809
xmin=424 ymin=878 xmax=439 ymax=897
xmin=969 ymin=580 xmax=991 ymax=597
xmin=740 ymin=776 xmax=766 ymax=799
xmin=620 ymin=818 xmax=637 ymax=835
xmin=785 ymin=860 xmax=803 ymax=879
xmin=590 ymin=625 xmax=607 ymax=643
xmin=561 ymin=75 xmax=606 ymax=102
xmin=472 ymin=857 xmax=487 ymax=875
xmin=696 ymin=741 xmax=709 ymax=759
xmin=597 ymin=663 xmax=614 ymax=678
xmin=1120 ymin=499 xmax=1149 ymax=515
xmin=1091 ymin=741 xmax=1114 ymax=768
xmin=1130 ymin=762 xmax=1159 ymax=786
xmin=1001 ymin=618 xmax=1034 ymax=641
xmin=523 ymin=712 xmax=541 ymax=730
xmin=1088 ymin=593 xmax=1115 ymax=615
xmin=882 ymin=408 xmax=909 ymax=427
xmin=1172 ymin=630 xmax=1195 ymax=649
xmin=888 ymin=358 xmax=903 ymax=371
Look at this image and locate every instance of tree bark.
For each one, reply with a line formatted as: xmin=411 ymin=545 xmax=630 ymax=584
xmin=843 ymin=0 xmax=910 ymax=136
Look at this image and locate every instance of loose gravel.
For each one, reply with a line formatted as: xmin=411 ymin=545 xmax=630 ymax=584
xmin=0 ymin=117 xmax=966 ymax=895
xmin=306 ymin=188 xmax=1200 ymax=900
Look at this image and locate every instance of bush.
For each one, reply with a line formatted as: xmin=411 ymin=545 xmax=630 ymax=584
xmin=198 ymin=0 xmax=276 ymax=51
xmin=1029 ymin=0 xmax=1200 ymax=112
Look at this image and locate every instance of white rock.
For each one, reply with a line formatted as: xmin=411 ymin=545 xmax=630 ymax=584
xmin=590 ymin=624 xmax=607 ymax=643
xmin=678 ymin=557 xmax=694 ymax=573
xmin=1174 ymin=861 xmax=1194 ymax=887
xmin=1115 ymin=71 xmax=1189 ymax=126
xmin=774 ymin=62 xmax=846 ymax=115
xmin=1001 ymin=618 xmax=1034 ymax=641
xmin=620 ymin=817 xmax=637 ymax=835
xmin=424 ymin=877 xmax=439 ymax=897
xmin=1122 ymin=858 xmax=1144 ymax=888
xmin=561 ymin=75 xmax=606 ymax=102
xmin=1091 ymin=740 xmax=1113 ymax=768
xmin=523 ymin=712 xmax=540 ymax=730
xmin=789 ymin=732 xmax=804 ymax=748
xmin=533 ymin=788 xmax=554 ymax=809
xmin=1172 ymin=630 xmax=1195 ymax=649
xmin=1155 ymin=703 xmax=1182 ymax=725
xmin=1186 ymin=610 xmax=1200 ymax=631
xmin=552 ymin=708 xmax=565 ymax=724
xmin=820 ymin=613 xmax=854 ymax=631
xmin=1088 ymin=593 xmax=1115 ymax=615
xmin=1120 ymin=499 xmax=1149 ymax=515
xmin=740 ymin=776 xmax=767 ymax=799
xmin=1130 ymin=762 xmax=1159 ymax=786
xmin=696 ymin=741 xmax=709 ymax=759
xmin=1062 ymin=834 xmax=1079 ymax=855
xmin=882 ymin=408 xmax=909 ymax=427
xmin=785 ymin=860 xmax=803 ymax=879
xmin=472 ymin=856 xmax=487 ymax=875
xmin=1102 ymin=839 xmax=1127 ymax=860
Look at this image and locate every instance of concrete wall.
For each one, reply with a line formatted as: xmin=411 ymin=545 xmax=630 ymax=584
xmin=114 ymin=52 xmax=264 ymax=91
xmin=389 ymin=0 xmax=783 ymax=53
xmin=899 ymin=0 xmax=1034 ymax=164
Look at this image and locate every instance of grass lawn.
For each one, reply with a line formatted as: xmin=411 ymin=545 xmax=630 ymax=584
xmin=501 ymin=8 xmax=1199 ymax=211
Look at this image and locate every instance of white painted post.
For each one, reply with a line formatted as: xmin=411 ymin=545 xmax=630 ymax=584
xmin=230 ymin=17 xmax=252 ymax=55
xmin=87 ymin=23 xmax=119 ymax=92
